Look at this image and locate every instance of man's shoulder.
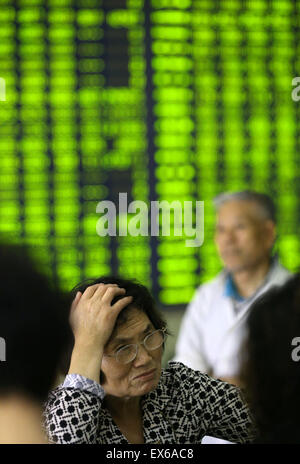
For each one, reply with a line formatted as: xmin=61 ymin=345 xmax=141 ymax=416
xmin=271 ymin=260 xmax=293 ymax=284
xmin=194 ymin=262 xmax=291 ymax=296
xmin=185 ymin=271 xmax=228 ymax=315
xmin=194 ymin=270 xmax=227 ymax=296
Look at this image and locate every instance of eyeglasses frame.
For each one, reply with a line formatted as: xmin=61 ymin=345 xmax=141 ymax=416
xmin=103 ymin=327 xmax=168 ymax=364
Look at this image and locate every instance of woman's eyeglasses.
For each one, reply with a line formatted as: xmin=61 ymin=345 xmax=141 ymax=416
xmin=104 ymin=328 xmax=167 ymax=364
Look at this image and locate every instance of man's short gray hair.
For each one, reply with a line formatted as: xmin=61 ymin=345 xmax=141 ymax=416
xmin=213 ymin=190 xmax=276 ymax=224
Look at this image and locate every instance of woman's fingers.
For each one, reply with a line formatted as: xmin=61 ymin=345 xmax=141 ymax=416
xmin=101 ymin=286 xmax=126 ymax=305
xmin=80 ymin=283 xmax=115 ymax=300
xmin=71 ymin=291 xmax=82 ymax=312
xmin=69 ymin=282 xmax=133 ymax=351
xmin=87 ymin=285 xmax=131 ymax=318
xmin=69 ymin=292 xmax=83 ymax=327
xmin=73 ymin=282 xmax=131 ymax=318
xmin=89 ymin=283 xmax=119 ymax=303
xmin=112 ymin=295 xmax=133 ymax=314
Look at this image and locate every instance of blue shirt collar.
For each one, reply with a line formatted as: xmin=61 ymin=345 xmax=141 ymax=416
xmin=224 ymin=274 xmax=245 ymax=302
xmin=223 ymin=255 xmax=278 ymax=302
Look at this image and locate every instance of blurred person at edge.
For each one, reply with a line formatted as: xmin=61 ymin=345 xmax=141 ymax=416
xmin=241 ymin=274 xmax=300 ymax=443
xmin=44 ymin=277 xmax=256 ymax=444
xmin=173 ymin=190 xmax=292 ymax=444
xmin=0 ymin=243 xmax=70 ymax=444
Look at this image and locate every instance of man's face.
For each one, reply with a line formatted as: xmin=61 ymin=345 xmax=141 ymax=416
xmin=214 ymin=200 xmax=275 ymax=274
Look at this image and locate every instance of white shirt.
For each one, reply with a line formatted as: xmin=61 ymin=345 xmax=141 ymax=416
xmin=173 ymin=260 xmax=292 ymax=378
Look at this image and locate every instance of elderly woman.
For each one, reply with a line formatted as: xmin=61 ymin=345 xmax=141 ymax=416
xmin=44 ymin=277 xmax=256 ymax=444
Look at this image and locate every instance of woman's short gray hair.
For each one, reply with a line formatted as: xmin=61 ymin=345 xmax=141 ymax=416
xmin=213 ymin=190 xmax=276 ymax=224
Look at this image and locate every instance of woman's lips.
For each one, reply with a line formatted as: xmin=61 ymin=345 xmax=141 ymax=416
xmin=134 ymin=368 xmax=156 ymax=380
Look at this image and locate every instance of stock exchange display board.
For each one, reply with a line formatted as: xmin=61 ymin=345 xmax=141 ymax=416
xmin=0 ymin=0 xmax=299 ymax=306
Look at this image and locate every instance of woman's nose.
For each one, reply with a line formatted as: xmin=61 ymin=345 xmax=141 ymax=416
xmin=133 ymin=344 xmax=152 ymax=365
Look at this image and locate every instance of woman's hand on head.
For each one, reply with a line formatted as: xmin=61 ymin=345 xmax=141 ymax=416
xmin=69 ymin=283 xmax=133 ymax=351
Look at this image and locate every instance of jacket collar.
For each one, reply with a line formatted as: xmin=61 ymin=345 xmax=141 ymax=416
xmin=223 ymin=255 xmax=279 ymax=302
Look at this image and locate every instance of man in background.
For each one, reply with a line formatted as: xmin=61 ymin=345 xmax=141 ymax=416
xmin=173 ymin=191 xmax=292 ymax=443
xmin=0 ymin=242 xmax=70 ymax=443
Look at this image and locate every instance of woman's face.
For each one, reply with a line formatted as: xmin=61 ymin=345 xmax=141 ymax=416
xmin=101 ymin=308 xmax=163 ymax=399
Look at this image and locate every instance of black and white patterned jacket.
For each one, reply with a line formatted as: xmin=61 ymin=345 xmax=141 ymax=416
xmin=44 ymin=362 xmax=256 ymax=444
